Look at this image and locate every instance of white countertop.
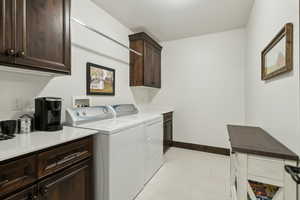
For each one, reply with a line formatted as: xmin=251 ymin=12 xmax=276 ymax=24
xmin=0 ymin=126 xmax=98 ymax=162
xmin=77 ymin=113 xmax=163 ymax=134
xmin=138 ymin=105 xmax=174 ymax=115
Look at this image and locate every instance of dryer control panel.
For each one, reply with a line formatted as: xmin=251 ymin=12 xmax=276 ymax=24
xmin=66 ymin=106 xmax=114 ymax=126
xmin=112 ymin=104 xmax=139 ymax=117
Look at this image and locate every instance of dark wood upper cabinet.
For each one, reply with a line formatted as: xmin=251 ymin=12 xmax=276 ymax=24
xmin=129 ymin=32 xmax=162 ymax=88
xmin=0 ymin=0 xmax=14 ymax=64
xmin=0 ymin=0 xmax=71 ymax=74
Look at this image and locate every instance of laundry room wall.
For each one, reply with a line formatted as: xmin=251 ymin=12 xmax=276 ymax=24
xmin=149 ymin=29 xmax=246 ymax=149
xmin=0 ymin=0 xmax=145 ymax=121
xmin=245 ymin=0 xmax=300 ymax=155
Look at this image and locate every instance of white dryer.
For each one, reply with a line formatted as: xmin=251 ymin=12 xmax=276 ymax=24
xmin=66 ymin=104 xmax=163 ymax=200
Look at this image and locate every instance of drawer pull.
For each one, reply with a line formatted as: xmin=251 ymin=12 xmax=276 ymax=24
xmin=28 ymin=194 xmax=38 ymax=200
xmin=45 ymin=163 xmax=57 ymax=171
xmin=57 ymin=152 xmax=83 ymax=165
xmin=0 ymin=180 xmax=9 ymax=187
xmin=40 ymin=187 xmax=49 ymax=196
xmin=42 ymin=165 xmax=89 ymax=195
xmin=0 ymin=176 xmax=28 ymax=188
xmin=45 ymin=151 xmax=88 ymax=171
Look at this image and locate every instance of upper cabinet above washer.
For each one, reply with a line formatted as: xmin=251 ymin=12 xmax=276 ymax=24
xmin=129 ymin=32 xmax=162 ymax=88
xmin=0 ymin=0 xmax=71 ymax=75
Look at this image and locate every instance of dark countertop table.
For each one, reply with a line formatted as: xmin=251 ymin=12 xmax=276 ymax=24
xmin=227 ymin=125 xmax=299 ymax=161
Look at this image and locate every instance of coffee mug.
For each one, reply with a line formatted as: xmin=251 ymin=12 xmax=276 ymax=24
xmin=0 ymin=120 xmax=17 ymax=135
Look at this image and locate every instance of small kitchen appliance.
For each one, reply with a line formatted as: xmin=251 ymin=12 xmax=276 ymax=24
xmin=35 ymin=97 xmax=63 ymax=131
xmin=0 ymin=120 xmax=17 ymax=140
xmin=18 ymin=114 xmax=34 ymax=134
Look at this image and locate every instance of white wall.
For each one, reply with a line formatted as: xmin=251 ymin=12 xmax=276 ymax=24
xmin=150 ymin=29 xmax=246 ymax=149
xmin=245 ymin=0 xmax=300 ymax=155
xmin=1 ymin=0 xmax=298 ymax=156
xmin=0 ymin=0 xmax=141 ymax=120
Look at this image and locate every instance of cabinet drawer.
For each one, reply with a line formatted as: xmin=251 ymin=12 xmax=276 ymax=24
xmin=248 ymin=156 xmax=284 ymax=181
xmin=163 ymin=112 xmax=173 ymax=121
xmin=0 ymin=156 xmax=36 ymax=198
xmin=38 ymin=138 xmax=92 ymax=178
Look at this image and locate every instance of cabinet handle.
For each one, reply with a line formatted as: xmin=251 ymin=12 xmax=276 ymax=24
xmin=44 ymin=151 xmax=88 ymax=171
xmin=0 ymin=179 xmax=9 ymax=187
xmin=28 ymin=194 xmax=38 ymax=200
xmin=40 ymin=187 xmax=49 ymax=196
xmin=0 ymin=176 xmax=28 ymax=188
xmin=17 ymin=50 xmax=25 ymax=57
xmin=6 ymin=49 xmax=16 ymax=56
xmin=57 ymin=151 xmax=87 ymax=166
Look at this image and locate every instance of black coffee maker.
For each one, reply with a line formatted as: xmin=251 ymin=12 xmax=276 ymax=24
xmin=35 ymin=97 xmax=63 ymax=131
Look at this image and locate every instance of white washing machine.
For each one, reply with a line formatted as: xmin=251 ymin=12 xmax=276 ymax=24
xmin=66 ymin=104 xmax=163 ymax=200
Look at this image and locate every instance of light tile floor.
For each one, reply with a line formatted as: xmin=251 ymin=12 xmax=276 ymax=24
xmin=136 ymin=147 xmax=230 ymax=200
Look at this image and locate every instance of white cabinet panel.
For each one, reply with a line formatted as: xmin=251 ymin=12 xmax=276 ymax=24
xmin=231 ymin=153 xmax=298 ymax=200
xmin=144 ymin=119 xmax=163 ymax=183
xmin=236 ymin=153 xmax=248 ymax=200
xmin=284 ymin=160 xmax=298 ymax=200
xmin=248 ymin=156 xmax=284 ymax=181
xmin=109 ymin=125 xmax=145 ymax=200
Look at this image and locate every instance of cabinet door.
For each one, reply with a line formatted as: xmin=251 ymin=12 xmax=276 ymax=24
xmin=145 ymin=120 xmax=163 ymax=183
xmin=163 ymin=120 xmax=173 ymax=153
xmin=38 ymin=160 xmax=92 ymax=200
xmin=3 ymin=186 xmax=37 ymax=200
xmin=0 ymin=0 xmax=15 ymax=64
xmin=152 ymin=48 xmax=161 ymax=88
xmin=143 ymin=42 xmax=154 ymax=87
xmin=144 ymin=42 xmax=161 ymax=88
xmin=129 ymin=40 xmax=144 ymax=86
xmin=15 ymin=0 xmax=71 ymax=74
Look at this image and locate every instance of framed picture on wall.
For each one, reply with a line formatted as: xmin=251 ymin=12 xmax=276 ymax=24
xmin=261 ymin=23 xmax=293 ymax=80
xmin=86 ymin=62 xmax=115 ymax=96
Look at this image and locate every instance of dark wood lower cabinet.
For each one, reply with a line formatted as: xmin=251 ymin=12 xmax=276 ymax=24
xmin=0 ymin=137 xmax=93 ymax=200
xmin=38 ymin=160 xmax=92 ymax=200
xmin=163 ymin=112 xmax=173 ymax=154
